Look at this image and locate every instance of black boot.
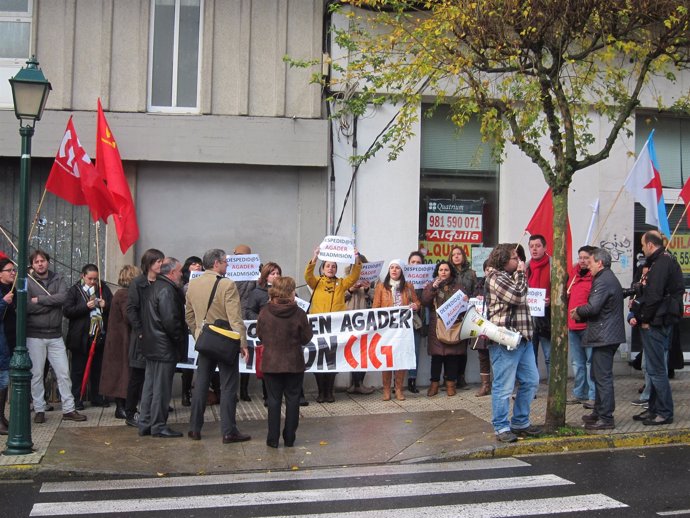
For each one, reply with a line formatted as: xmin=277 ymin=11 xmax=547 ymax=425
xmin=240 ymin=373 xmax=251 ymax=401
xmin=114 ymin=398 xmax=127 ymax=419
xmin=324 ymin=374 xmax=336 ymax=403
xmin=181 ymin=370 xmax=193 ymax=406
xmin=407 ymin=377 xmax=419 ymax=394
xmin=315 ymin=374 xmax=325 ymax=403
xmin=299 ymin=387 xmax=309 ymax=407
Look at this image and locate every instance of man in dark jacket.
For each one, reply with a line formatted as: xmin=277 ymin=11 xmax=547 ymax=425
xmin=572 ymin=248 xmax=626 ymax=430
xmin=629 ymin=231 xmax=684 ymax=426
xmin=138 ymin=257 xmax=186 ymax=438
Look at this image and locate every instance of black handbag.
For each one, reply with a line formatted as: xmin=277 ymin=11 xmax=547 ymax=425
xmin=194 ymin=277 xmax=241 ymax=365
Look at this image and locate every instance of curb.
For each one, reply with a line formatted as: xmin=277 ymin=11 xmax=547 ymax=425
xmin=406 ymin=429 xmax=690 ymax=463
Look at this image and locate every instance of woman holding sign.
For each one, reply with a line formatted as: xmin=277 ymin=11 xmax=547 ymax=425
xmin=422 ymin=260 xmax=464 ymax=397
xmin=305 ymin=246 xmax=362 ymax=403
xmin=448 ymin=246 xmax=478 ymax=390
xmin=373 ymin=259 xmax=420 ymax=401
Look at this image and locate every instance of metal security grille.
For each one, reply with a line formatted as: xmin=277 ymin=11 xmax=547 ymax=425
xmin=0 ymin=157 xmax=106 ymax=286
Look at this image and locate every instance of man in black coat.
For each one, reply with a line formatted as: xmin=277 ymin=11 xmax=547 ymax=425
xmin=629 ymin=231 xmax=684 ymax=426
xmin=139 ymin=257 xmax=186 ymax=438
xmin=571 ymin=248 xmax=626 ymax=430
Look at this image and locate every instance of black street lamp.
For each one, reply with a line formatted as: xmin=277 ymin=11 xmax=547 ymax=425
xmin=4 ymin=56 xmax=51 ymax=456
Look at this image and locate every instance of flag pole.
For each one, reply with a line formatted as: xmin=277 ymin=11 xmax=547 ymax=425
xmin=665 ymin=203 xmax=690 ymax=251
xmin=27 ymin=187 xmax=47 ymax=243
xmin=666 ymin=196 xmax=682 ymax=221
xmin=0 ymin=224 xmax=18 ymax=253
xmin=591 ymin=184 xmax=626 ymax=246
xmin=95 ymin=220 xmax=102 ymax=296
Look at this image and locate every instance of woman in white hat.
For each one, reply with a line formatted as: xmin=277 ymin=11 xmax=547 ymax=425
xmin=372 ymin=259 xmax=420 ymax=401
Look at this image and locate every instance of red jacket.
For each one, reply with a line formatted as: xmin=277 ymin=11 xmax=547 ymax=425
xmin=567 ymin=267 xmax=593 ymax=331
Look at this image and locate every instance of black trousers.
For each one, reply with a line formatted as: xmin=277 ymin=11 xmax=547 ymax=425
xmin=70 ymin=342 xmax=104 ymax=402
xmin=190 ymin=353 xmax=240 ymax=437
xmin=590 ymin=344 xmax=619 ymax=423
xmin=125 ymin=366 xmax=146 ymax=417
xmin=264 ymin=372 xmax=304 ymax=446
xmin=430 ymin=354 xmax=460 ymax=382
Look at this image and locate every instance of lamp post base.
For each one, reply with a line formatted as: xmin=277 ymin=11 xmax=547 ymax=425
xmin=3 ymin=363 xmax=34 ymax=455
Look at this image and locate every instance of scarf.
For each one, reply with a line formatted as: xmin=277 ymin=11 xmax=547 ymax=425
xmin=527 ymin=254 xmax=550 ymax=290
xmin=81 ymin=282 xmax=103 ymax=336
xmin=389 ymin=279 xmax=402 ymax=306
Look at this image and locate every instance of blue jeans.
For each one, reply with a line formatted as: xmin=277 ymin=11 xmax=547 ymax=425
xmin=641 ymin=325 xmax=674 ymax=420
xmin=489 ymin=339 xmax=539 ymax=434
xmin=640 ymin=349 xmax=667 ymax=402
xmin=0 ymin=369 xmax=8 ymax=390
xmin=569 ymin=330 xmax=594 ymax=401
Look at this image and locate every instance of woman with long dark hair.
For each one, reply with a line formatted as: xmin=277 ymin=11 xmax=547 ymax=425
xmin=448 ymin=246 xmax=478 ymax=390
xmin=63 ymin=264 xmax=113 ymax=410
xmin=372 ymin=259 xmax=420 ymax=400
xmin=421 ymin=260 xmax=464 ymax=397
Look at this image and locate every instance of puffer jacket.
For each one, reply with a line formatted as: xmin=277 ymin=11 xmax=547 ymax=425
xmin=246 ymin=284 xmax=269 ymax=320
xmin=575 ymin=268 xmax=626 ymax=347
xmin=26 ymin=270 xmax=68 ymax=338
xmin=141 ymin=275 xmax=187 ymax=363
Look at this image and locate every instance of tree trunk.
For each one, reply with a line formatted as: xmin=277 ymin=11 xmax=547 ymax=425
xmin=545 ymin=186 xmax=569 ymax=431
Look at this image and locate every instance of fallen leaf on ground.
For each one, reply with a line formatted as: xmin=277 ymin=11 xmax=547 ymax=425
xmin=404 ymin=419 xmax=412 ymax=423
xmin=58 ymin=450 xmax=65 ymax=454
xmin=319 ymin=441 xmax=328 ymax=446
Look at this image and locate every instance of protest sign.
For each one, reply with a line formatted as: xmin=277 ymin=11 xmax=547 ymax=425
xmin=295 ymin=296 xmax=311 ymax=313
xmin=318 ymin=235 xmax=356 ymax=264
xmin=402 ymin=263 xmax=435 ymax=289
xmin=472 ymin=247 xmax=493 ymax=277
xmin=178 ymin=307 xmax=415 ymax=373
xmin=359 ymin=261 xmax=384 ymax=284
xmin=225 ymin=254 xmax=261 ymax=282
xmin=527 ymin=288 xmax=546 ymax=317
xmin=189 ymin=270 xmax=203 ymax=281
xmin=468 ymin=297 xmax=485 ymax=316
xmin=436 ymin=289 xmax=468 ymax=329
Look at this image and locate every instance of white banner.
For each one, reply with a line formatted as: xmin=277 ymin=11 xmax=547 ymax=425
xmin=225 ymin=254 xmax=261 ymax=282
xmin=527 ymin=288 xmax=546 ymax=317
xmin=178 ymin=307 xmax=416 ymax=372
xmin=402 ymin=263 xmax=435 ymax=289
xmin=359 ymin=261 xmax=384 ymax=284
xmin=435 ymin=289 xmax=468 ymax=329
xmin=318 ymin=235 xmax=356 ymax=264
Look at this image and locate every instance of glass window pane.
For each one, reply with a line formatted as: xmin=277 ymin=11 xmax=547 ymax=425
xmin=151 ymin=0 xmax=175 ymax=107
xmin=0 ymin=0 xmax=29 ymax=13
xmin=635 ymin=115 xmax=689 ymax=189
xmin=176 ymin=0 xmax=200 ymax=107
xmin=0 ymin=20 xmax=30 ymax=59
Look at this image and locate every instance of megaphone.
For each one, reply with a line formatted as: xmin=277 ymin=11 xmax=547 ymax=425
xmin=459 ymin=306 xmax=522 ymax=351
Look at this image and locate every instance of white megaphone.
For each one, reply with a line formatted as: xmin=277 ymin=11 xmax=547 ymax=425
xmin=459 ymin=306 xmax=522 ymax=351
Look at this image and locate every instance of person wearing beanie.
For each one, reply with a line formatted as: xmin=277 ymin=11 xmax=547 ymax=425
xmin=373 ymin=259 xmax=420 ymax=401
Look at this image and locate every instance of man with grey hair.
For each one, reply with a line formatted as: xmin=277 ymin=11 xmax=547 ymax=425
xmin=571 ymin=248 xmax=625 ymax=430
xmin=139 ymin=257 xmax=186 ymax=438
xmin=186 ymin=249 xmax=250 ymax=444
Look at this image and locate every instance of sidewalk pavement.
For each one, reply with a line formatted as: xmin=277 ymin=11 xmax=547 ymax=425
xmin=1 ymin=371 xmax=688 ymax=479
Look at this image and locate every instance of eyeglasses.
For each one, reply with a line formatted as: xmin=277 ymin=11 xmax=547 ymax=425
xmin=1 ymin=268 xmax=17 ymax=273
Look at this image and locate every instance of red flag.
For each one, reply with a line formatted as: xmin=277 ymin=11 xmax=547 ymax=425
xmin=525 ymin=188 xmax=573 ymax=267
xmin=46 ymin=117 xmax=88 ymax=206
xmin=679 ymin=176 xmax=690 ymax=228
xmin=79 ymin=156 xmax=117 ymax=223
xmin=96 ymin=99 xmax=139 ymax=253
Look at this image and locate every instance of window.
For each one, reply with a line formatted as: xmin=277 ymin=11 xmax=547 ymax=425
xmin=0 ymin=0 xmax=32 ymax=108
xmin=419 ymin=104 xmax=499 ymax=269
xmin=636 ymin=114 xmax=690 ymax=189
xmin=148 ymin=0 xmax=202 ymax=112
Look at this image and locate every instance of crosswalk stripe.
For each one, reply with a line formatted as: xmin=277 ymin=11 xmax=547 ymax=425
xmin=39 ymin=458 xmax=529 ymax=493
xmin=30 ymin=474 xmax=571 ymax=516
xmin=271 ymin=494 xmax=628 ymax=517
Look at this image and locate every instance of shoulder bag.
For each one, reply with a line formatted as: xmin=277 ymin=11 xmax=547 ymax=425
xmin=434 ymin=297 xmax=461 ymax=345
xmin=194 ymin=276 xmax=241 ymax=365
